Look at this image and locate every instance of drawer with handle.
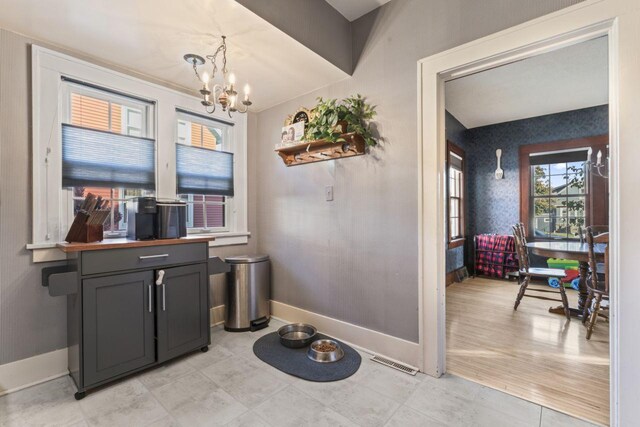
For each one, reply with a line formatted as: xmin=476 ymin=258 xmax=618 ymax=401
xmin=81 ymin=243 xmax=208 ymax=276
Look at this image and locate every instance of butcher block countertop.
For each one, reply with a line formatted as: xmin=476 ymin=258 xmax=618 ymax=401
xmin=56 ymin=236 xmax=215 ymax=253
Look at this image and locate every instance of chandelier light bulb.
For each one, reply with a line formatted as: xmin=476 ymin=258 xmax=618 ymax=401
xmin=184 ymin=36 xmax=250 ymax=117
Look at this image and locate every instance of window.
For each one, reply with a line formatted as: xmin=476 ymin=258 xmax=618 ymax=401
xmin=530 ymin=153 xmax=586 ymax=240
xmin=519 ymin=136 xmax=609 ymax=241
xmin=447 ymin=142 xmax=465 ymax=247
xmin=176 ymin=111 xmax=233 ymax=232
xmin=32 ymin=46 xmax=248 ymax=255
xmin=62 ymin=80 xmax=155 ymax=236
xmin=530 ymin=155 xmax=587 ymax=239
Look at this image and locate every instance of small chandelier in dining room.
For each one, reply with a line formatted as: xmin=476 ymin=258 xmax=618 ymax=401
xmin=586 ymin=146 xmax=609 ymax=179
xmin=183 ymin=36 xmax=251 ymax=117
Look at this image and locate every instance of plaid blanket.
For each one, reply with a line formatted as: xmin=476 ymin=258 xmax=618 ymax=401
xmin=475 ymin=234 xmax=519 ymax=278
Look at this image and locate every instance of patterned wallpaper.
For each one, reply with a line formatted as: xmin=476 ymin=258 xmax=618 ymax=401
xmin=445 ymin=105 xmax=609 ymax=272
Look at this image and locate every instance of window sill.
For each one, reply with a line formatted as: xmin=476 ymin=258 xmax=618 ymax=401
xmin=189 ymin=231 xmax=251 ymax=247
xmin=448 ymin=238 xmax=466 ymax=249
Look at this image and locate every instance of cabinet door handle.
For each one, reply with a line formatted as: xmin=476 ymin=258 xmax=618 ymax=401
xmin=139 ymin=254 xmax=169 ymax=260
xmin=148 ymin=284 xmax=153 ymax=313
xmin=162 ymin=283 xmax=166 ymax=311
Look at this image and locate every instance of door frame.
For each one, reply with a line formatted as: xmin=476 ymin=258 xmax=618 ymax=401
xmin=417 ymin=1 xmax=634 ymax=425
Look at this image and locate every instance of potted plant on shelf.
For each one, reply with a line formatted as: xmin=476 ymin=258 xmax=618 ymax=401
xmin=304 ymin=94 xmax=377 ymax=146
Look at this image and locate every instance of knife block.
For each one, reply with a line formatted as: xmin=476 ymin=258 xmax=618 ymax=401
xmin=65 ymin=214 xmax=104 ymax=243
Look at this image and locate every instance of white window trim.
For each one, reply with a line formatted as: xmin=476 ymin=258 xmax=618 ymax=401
xmin=29 ymin=46 xmax=248 ymax=261
xmin=175 ymin=110 xmax=233 ymax=234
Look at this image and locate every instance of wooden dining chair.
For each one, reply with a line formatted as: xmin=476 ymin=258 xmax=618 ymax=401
xmin=583 ymin=227 xmax=609 ymax=340
xmin=578 ymin=225 xmax=608 ymax=244
xmin=512 ymin=223 xmax=571 ymax=320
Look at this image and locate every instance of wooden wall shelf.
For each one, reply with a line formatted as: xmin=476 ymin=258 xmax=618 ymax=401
xmin=275 ymin=133 xmax=365 ymax=166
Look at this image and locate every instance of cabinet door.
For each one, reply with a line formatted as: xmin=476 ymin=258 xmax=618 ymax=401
xmin=83 ymin=271 xmax=155 ymax=387
xmin=156 ymin=264 xmax=209 ymax=363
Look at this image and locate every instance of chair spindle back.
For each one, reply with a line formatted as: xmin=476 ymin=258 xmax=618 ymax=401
xmin=512 ymin=223 xmax=530 ymax=273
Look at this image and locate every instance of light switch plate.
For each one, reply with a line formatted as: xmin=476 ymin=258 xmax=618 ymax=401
xmin=325 ymin=185 xmax=334 ymax=201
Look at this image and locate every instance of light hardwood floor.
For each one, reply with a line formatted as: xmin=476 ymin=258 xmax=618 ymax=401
xmin=446 ymin=277 xmax=609 ymax=426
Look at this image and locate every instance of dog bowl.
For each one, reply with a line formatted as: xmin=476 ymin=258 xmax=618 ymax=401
xmin=307 ymin=339 xmax=344 ymax=363
xmin=278 ymin=323 xmax=317 ymax=348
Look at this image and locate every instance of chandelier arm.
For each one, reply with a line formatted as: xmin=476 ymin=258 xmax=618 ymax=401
xmin=192 ymin=60 xmax=201 ymax=82
xmin=235 ymin=103 xmax=249 ymax=114
xmin=205 ymin=103 xmax=216 ymax=114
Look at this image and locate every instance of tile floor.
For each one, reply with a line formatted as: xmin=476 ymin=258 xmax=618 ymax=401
xmin=0 ymin=319 xmax=597 ymax=427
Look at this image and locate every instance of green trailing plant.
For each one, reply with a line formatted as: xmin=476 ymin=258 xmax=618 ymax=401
xmin=304 ymin=94 xmax=377 ymax=146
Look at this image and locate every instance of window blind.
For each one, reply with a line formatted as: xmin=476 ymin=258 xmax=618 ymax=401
xmin=61 ymin=123 xmax=156 ymax=189
xmin=176 ymin=144 xmax=234 ymax=196
xmin=529 ymin=149 xmax=588 ymax=166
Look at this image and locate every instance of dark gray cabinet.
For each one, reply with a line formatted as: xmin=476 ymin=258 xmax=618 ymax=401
xmin=82 ymin=271 xmax=155 ymax=386
xmin=156 ymin=264 xmax=209 ymax=363
xmin=41 ymin=241 xmax=231 ymax=400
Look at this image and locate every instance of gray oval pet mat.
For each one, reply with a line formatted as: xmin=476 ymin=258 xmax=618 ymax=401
xmin=253 ymin=332 xmax=361 ymax=382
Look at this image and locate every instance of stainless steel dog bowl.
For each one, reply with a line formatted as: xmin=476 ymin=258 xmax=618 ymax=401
xmin=278 ymin=323 xmax=317 ymax=348
xmin=307 ymin=339 xmax=344 ymax=363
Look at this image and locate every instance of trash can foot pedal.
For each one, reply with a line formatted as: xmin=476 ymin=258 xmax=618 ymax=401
xmin=250 ymin=317 xmax=270 ymax=332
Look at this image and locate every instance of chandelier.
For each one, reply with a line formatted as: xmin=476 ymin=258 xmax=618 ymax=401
xmin=586 ymin=146 xmax=609 ymax=179
xmin=183 ymin=36 xmax=251 ymax=117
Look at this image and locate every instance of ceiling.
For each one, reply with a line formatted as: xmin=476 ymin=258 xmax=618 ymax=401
xmin=445 ymin=37 xmax=609 ymax=129
xmin=325 ymin=0 xmax=392 ymax=21
xmin=0 ymin=0 xmax=349 ymax=112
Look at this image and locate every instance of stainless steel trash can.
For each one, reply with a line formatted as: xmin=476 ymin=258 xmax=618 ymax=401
xmin=224 ymin=255 xmax=270 ymax=332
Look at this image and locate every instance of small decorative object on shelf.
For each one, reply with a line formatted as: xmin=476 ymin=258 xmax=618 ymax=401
xmin=275 ymin=95 xmax=378 ymax=166
xmin=64 ymin=193 xmax=111 ymax=243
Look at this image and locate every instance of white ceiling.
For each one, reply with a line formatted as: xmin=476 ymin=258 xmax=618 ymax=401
xmin=445 ymin=37 xmax=609 ymax=129
xmin=325 ymin=0 xmax=392 ymax=21
xmin=0 ymin=0 xmax=349 ymax=112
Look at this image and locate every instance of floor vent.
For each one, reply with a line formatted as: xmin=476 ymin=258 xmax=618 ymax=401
xmin=370 ymin=355 xmax=418 ymax=376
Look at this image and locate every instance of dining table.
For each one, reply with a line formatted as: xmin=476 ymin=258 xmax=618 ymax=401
xmin=526 ymin=240 xmax=606 ymax=318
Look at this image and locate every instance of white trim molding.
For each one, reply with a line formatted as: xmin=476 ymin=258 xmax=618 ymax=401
xmin=418 ymin=1 xmax=640 ymax=425
xmin=211 ymin=304 xmax=226 ymax=326
xmin=0 ymin=349 xmax=68 ymax=397
xmin=271 ymin=300 xmax=421 ymax=369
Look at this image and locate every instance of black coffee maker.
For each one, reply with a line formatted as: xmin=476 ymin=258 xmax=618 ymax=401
xmin=127 ymin=197 xmax=157 ymax=240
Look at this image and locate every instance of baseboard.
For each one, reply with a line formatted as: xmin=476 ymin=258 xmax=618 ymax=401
xmin=446 ymin=271 xmax=457 ymax=286
xmin=0 ymin=348 xmax=68 ymax=396
xmin=211 ymin=304 xmax=225 ymax=326
xmin=0 ymin=306 xmax=225 ymax=397
xmin=2 ymin=303 xmax=403 ymax=397
xmin=270 ymin=300 xmax=421 ymax=369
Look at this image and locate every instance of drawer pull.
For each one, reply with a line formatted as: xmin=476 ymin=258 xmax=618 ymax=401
xmin=139 ymin=254 xmax=169 ymax=260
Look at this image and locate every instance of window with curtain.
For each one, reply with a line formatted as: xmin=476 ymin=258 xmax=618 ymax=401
xmin=529 ymin=149 xmax=587 ymax=240
xmin=62 ymin=79 xmax=155 ymax=235
xmin=176 ymin=110 xmax=234 ymax=232
xmin=447 ymin=142 xmax=465 ymax=247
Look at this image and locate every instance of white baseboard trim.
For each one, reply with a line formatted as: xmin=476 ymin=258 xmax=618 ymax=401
xmin=270 ymin=300 xmax=421 ymax=369
xmin=3 ymin=303 xmax=404 ymax=397
xmin=0 ymin=348 xmax=68 ymax=397
xmin=211 ymin=304 xmax=226 ymax=326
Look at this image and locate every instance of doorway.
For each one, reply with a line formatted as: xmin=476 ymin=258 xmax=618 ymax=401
xmin=441 ymin=37 xmax=609 ymax=425
xmin=417 ymin=5 xmax=624 ymax=427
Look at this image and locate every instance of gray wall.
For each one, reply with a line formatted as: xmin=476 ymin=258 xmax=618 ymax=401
xmin=0 ymin=29 xmax=257 ymax=365
xmin=255 ymin=0 xmax=584 ymax=343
